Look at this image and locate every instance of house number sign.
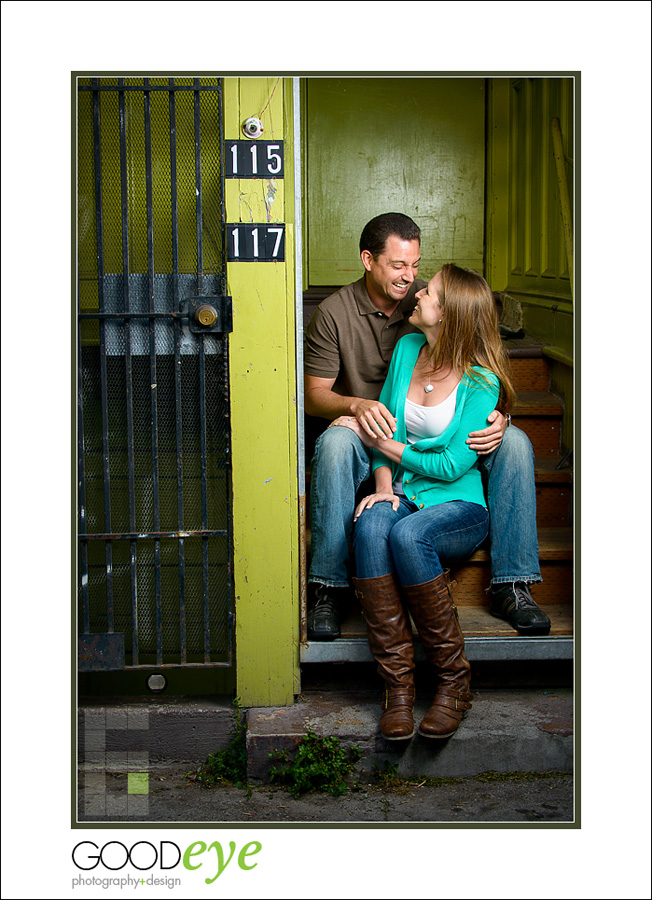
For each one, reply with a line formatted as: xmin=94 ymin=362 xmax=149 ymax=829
xmin=226 ymin=224 xmax=285 ymax=262
xmin=224 ymin=140 xmax=284 ymax=178
xmin=225 ymin=139 xmax=285 ymax=261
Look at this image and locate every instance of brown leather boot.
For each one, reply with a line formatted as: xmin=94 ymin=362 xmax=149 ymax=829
xmin=402 ymin=571 xmax=472 ymax=739
xmin=353 ymin=574 xmax=415 ymax=740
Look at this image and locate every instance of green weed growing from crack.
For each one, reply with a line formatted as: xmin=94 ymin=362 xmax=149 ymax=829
xmin=186 ymin=698 xmax=248 ymax=789
xmin=372 ymin=761 xmax=409 ymax=794
xmin=268 ymin=729 xmax=361 ymax=799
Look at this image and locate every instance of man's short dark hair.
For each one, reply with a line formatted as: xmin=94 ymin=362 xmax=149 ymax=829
xmin=359 ymin=213 xmax=421 ymax=258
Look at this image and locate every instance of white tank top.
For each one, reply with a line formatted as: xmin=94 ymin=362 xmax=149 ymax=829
xmin=393 ymin=384 xmax=459 ymax=496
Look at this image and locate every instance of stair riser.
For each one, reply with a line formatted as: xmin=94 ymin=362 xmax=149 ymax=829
xmin=509 ymin=358 xmax=550 ymax=392
xmin=449 ymin=562 xmax=573 ymax=605
xmin=536 ymin=485 xmax=572 ymax=528
xmin=512 ymin=417 xmax=561 ymax=455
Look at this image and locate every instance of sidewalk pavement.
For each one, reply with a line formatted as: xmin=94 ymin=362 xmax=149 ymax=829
xmin=78 ymin=686 xmax=574 ymax=823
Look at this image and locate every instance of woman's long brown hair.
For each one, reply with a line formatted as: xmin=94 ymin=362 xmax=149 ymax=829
xmin=425 ymin=264 xmax=515 ymax=413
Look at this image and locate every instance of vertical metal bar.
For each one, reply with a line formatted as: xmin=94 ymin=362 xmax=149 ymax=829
xmin=93 ymin=79 xmax=114 ymax=633
xmin=77 ymin=287 xmax=90 ymax=634
xmin=144 ymin=79 xmax=163 ymax=666
xmin=193 ymin=77 xmax=203 ymax=293
xmin=169 ymin=78 xmax=187 ymax=663
xmin=193 ymin=79 xmax=210 ymax=660
xmin=118 ymin=78 xmax=137 ymax=659
xmin=217 ymin=79 xmax=227 ymax=299
xmin=199 ymin=340 xmax=210 ymax=662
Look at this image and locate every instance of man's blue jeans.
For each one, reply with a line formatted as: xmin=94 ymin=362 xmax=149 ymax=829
xmin=354 ymin=496 xmax=490 ymax=586
xmin=308 ymin=424 xmax=541 ymax=588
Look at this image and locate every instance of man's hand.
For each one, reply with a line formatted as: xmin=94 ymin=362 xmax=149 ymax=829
xmin=466 ymin=409 xmax=507 ymax=456
xmin=350 ymin=398 xmax=397 ymax=440
xmin=329 ymin=415 xmax=375 ymax=448
xmin=304 ymin=375 xmax=396 ymax=440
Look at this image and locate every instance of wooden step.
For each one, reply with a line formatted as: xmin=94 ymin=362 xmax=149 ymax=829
xmin=305 ymin=526 xmax=572 ymax=562
xmin=306 ymin=445 xmax=573 ymax=531
xmin=512 ymin=392 xmax=563 ymax=416
xmin=534 ymin=456 xmax=573 ymax=483
xmin=509 ymin=357 xmax=550 ymax=392
xmin=339 ymin=603 xmax=573 ymax=640
xmin=536 ymin=483 xmax=572 ymax=528
xmin=465 ymin=527 xmax=572 ymax=564
xmin=447 ymin=561 xmax=573 ymax=606
xmin=450 ymin=528 xmax=573 ymax=606
xmin=305 ymin=474 xmax=572 ymax=528
xmin=511 ymin=392 xmax=563 ymax=456
xmin=304 ymin=526 xmax=573 ymax=609
xmin=535 ymin=460 xmax=573 ymax=528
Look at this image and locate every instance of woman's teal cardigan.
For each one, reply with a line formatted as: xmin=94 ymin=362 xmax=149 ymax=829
xmin=372 ymin=333 xmax=501 ymax=510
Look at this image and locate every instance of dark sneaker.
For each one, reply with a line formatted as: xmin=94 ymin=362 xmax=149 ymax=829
xmin=489 ymin=582 xmax=551 ymax=635
xmin=307 ymin=583 xmax=343 ymax=640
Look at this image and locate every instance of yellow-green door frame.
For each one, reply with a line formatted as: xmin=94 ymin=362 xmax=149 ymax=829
xmin=224 ymin=77 xmax=301 ymax=707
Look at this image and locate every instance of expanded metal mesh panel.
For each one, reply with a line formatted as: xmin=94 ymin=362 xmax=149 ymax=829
xmin=78 ymin=77 xmax=225 ymax=283
xmin=80 ymin=343 xmax=229 ymax=536
xmin=77 ymin=77 xmax=232 ymax=669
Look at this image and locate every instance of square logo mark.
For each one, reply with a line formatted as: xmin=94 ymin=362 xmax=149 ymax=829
xmin=127 ymin=772 xmax=149 ymax=795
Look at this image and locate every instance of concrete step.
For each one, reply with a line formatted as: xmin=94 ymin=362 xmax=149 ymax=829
xmin=78 ymin=687 xmax=574 ymax=787
xmin=246 ymin=688 xmax=573 ymax=782
xmin=78 ymin=698 xmax=235 ymax=769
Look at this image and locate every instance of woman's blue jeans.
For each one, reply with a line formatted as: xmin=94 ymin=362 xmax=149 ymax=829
xmin=353 ymin=496 xmax=490 ymax=586
xmin=308 ymin=423 xmax=541 ymax=588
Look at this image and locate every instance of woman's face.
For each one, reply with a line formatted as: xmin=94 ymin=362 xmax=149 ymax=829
xmin=410 ymin=272 xmax=443 ymax=331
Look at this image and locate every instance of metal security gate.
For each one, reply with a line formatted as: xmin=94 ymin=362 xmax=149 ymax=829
xmin=77 ymin=77 xmax=233 ymax=670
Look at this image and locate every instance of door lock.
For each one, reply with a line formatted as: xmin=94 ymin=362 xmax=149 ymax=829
xmin=181 ymin=296 xmax=233 ymax=334
xmin=194 ymin=303 xmax=218 ymax=327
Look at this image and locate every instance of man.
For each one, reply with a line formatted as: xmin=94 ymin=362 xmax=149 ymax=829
xmin=304 ymin=213 xmax=549 ymax=640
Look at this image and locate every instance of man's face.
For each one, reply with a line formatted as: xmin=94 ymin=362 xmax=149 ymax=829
xmin=361 ymin=235 xmax=421 ymax=305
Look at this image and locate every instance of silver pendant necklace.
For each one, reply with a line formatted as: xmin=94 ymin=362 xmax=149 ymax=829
xmin=421 ymin=348 xmax=434 ymax=392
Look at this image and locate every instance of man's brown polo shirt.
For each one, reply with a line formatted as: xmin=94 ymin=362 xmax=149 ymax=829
xmin=304 ymin=276 xmax=427 ymax=402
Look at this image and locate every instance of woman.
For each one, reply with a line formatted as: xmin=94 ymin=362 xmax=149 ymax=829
xmin=331 ymin=264 xmax=514 ymax=741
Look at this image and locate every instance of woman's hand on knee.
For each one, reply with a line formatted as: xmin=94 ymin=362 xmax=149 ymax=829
xmin=354 ymin=492 xmax=400 ymax=521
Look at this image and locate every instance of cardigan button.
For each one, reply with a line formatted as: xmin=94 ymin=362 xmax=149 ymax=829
xmin=419 ymin=503 xmax=424 ymax=509
xmin=410 ymin=496 xmax=416 ymax=501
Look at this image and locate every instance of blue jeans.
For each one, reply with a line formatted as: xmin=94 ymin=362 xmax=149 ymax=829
xmin=308 ymin=423 xmax=541 ymax=587
xmin=354 ymin=496 xmax=490 ymax=585
xmin=479 ymin=425 xmax=541 ymax=584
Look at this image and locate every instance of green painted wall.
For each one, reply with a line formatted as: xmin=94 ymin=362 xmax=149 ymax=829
xmin=305 ymin=77 xmax=485 ymax=284
xmin=487 ymin=77 xmax=574 ymax=302
xmin=485 ymin=76 xmax=575 ymax=451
